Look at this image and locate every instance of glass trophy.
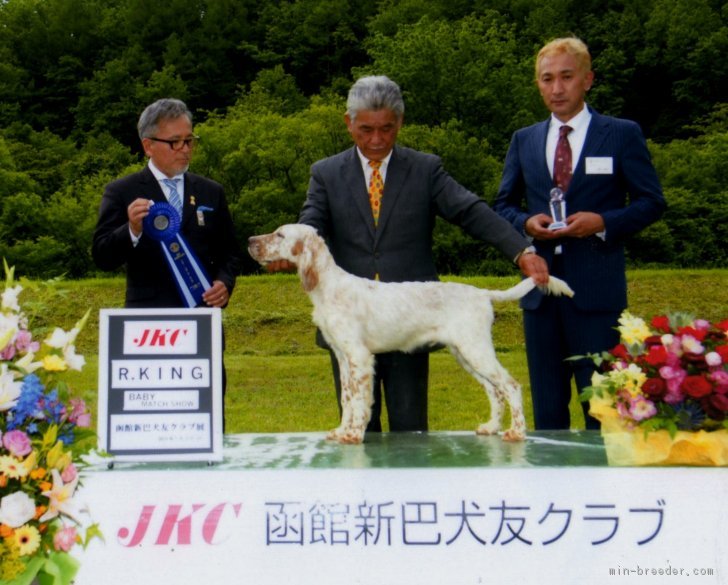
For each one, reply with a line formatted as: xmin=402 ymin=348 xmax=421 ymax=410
xmin=548 ymin=187 xmax=567 ymax=230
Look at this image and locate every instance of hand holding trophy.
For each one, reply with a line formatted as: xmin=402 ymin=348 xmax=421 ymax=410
xmin=548 ymin=188 xmax=567 ymax=230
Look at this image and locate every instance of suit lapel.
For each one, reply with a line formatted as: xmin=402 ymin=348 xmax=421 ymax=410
xmin=341 ymin=147 xmax=377 ymax=237
xmin=375 ymin=145 xmax=408 ymax=240
xmin=569 ymin=109 xmax=609 ymax=197
xmin=140 ymin=167 xmax=167 ymax=204
xmin=181 ymin=173 xmax=195 ymax=228
xmin=531 ymin=120 xmax=552 ymax=192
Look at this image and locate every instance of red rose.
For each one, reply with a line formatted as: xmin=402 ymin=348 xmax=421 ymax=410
xmin=644 ymin=336 xmax=664 ymax=350
xmin=645 ymin=345 xmax=668 ymax=367
xmin=641 ymin=377 xmax=666 ymax=398
xmin=651 ymin=315 xmax=671 ymax=333
xmin=710 ymin=393 xmax=728 ymax=413
xmin=716 ymin=345 xmax=728 ymax=362
xmin=716 ymin=319 xmax=728 ymax=332
xmin=678 ymin=326 xmax=707 ymax=341
xmin=681 ymin=375 xmax=713 ymax=398
xmin=611 ymin=344 xmax=629 ymax=360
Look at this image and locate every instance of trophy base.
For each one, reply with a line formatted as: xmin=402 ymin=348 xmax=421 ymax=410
xmin=548 ymin=221 xmax=567 ymax=230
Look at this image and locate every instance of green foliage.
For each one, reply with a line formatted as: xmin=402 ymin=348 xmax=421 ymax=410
xmin=363 ymin=13 xmax=538 ymax=151
xmin=0 ymin=0 xmax=727 ymax=276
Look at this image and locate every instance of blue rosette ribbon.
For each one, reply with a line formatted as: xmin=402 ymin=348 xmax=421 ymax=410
xmin=142 ymin=201 xmax=212 ymax=307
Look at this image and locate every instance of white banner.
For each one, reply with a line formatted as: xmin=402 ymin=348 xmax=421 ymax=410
xmin=73 ymin=462 xmax=727 ymax=585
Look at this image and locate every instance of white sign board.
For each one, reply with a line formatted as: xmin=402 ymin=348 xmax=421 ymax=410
xmin=97 ymin=308 xmax=223 ymax=462
xmin=73 ymin=463 xmax=727 ymax=585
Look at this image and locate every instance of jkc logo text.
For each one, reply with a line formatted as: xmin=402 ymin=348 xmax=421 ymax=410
xmin=123 ymin=320 xmax=198 ymax=355
xmin=118 ymin=502 xmax=243 ymax=546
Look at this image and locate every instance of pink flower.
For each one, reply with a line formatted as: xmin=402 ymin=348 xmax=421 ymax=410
xmin=14 ymin=330 xmax=39 ymax=353
xmin=710 ymin=370 xmax=728 ymax=394
xmin=2 ymin=429 xmax=32 ymax=457
xmin=629 ymin=396 xmax=657 ymax=421
xmin=67 ymin=398 xmax=91 ymax=427
xmin=0 ymin=344 xmax=16 ymax=360
xmin=61 ymin=463 xmax=77 ymax=483
xmin=660 ymin=365 xmax=687 ymax=397
xmin=53 ymin=526 xmax=77 ymax=552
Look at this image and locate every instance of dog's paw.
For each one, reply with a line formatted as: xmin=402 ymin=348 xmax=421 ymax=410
xmin=475 ymin=422 xmax=500 ymax=436
xmin=326 ymin=427 xmax=364 ymax=444
xmin=502 ymin=428 xmax=526 ymax=442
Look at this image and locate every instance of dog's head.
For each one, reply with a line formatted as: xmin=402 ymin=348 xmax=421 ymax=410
xmin=248 ymin=224 xmax=323 ymax=291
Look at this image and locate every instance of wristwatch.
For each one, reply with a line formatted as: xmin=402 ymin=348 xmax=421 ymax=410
xmin=514 ymin=245 xmax=537 ymax=264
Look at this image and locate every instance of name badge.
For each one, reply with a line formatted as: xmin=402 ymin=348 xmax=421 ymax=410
xmin=585 ymin=157 xmax=613 ymax=174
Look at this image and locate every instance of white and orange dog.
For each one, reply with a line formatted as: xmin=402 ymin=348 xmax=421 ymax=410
xmin=248 ymin=224 xmax=574 ymax=444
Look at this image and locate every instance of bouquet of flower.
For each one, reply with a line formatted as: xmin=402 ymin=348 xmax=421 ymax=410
xmin=0 ymin=261 xmax=100 ymax=585
xmin=580 ymin=310 xmax=728 ymax=436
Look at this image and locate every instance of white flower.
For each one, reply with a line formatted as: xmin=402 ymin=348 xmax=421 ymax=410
xmin=1 ymin=284 xmax=22 ymax=313
xmin=0 ymin=363 xmax=22 ymax=411
xmin=0 ymin=491 xmax=37 ymax=528
xmin=0 ymin=313 xmax=19 ymax=350
xmin=681 ymin=334 xmax=704 ymax=355
xmin=706 ymin=351 xmax=722 ymax=367
xmin=45 ymin=327 xmax=75 ymax=349
xmin=63 ymin=345 xmax=86 ymax=371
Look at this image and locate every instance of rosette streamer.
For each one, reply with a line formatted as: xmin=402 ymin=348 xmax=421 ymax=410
xmin=142 ymin=202 xmax=211 ymax=307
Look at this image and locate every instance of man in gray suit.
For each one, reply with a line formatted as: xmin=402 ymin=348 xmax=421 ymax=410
xmin=297 ymin=75 xmax=549 ymax=433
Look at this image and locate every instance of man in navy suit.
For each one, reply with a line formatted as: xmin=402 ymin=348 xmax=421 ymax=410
xmin=494 ymin=38 xmax=666 ymax=430
xmin=297 ymin=75 xmax=550 ymax=433
xmin=92 ymin=98 xmax=241 ymax=309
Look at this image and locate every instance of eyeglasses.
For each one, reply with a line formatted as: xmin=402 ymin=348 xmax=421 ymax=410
xmin=147 ymin=135 xmax=200 ymax=151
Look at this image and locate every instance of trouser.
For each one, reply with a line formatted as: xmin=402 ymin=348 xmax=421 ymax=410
xmin=524 ymin=295 xmax=620 ymax=431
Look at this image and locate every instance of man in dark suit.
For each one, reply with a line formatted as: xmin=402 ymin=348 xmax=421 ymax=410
xmin=92 ymin=98 xmax=241 ymax=309
xmin=494 ymin=37 xmax=666 ymax=430
xmin=296 ymin=75 xmax=549 ymax=433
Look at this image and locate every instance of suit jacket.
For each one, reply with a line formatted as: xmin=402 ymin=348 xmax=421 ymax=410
xmin=494 ymin=108 xmax=666 ymax=311
xmin=299 ymin=144 xmax=528 ymax=283
xmin=92 ymin=166 xmax=241 ymax=308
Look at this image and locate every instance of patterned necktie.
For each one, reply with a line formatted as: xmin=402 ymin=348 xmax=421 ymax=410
xmin=553 ymin=125 xmax=573 ymax=192
xmin=368 ymin=160 xmax=384 ymax=225
xmin=162 ymin=178 xmax=183 ymax=216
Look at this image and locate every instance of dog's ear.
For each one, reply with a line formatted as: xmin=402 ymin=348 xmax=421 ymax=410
xmin=291 ymin=239 xmax=304 ymax=257
xmin=301 ymin=265 xmax=319 ymax=292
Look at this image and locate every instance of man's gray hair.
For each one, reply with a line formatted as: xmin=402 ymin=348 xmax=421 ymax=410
xmin=137 ymin=98 xmax=193 ymax=139
xmin=346 ymin=76 xmax=404 ymax=122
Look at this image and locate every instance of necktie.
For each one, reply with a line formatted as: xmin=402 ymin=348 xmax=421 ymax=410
xmin=368 ymin=160 xmax=384 ymax=225
xmin=162 ymin=178 xmax=183 ymax=216
xmin=553 ymin=125 xmax=573 ymax=192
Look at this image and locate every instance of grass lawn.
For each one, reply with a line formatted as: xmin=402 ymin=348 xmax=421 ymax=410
xmin=23 ymin=268 xmax=728 ymax=434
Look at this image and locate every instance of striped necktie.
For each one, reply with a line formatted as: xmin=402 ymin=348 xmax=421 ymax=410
xmin=162 ymin=178 xmax=183 ymax=216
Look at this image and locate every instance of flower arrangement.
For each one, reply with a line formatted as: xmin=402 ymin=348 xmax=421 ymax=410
xmin=0 ymin=262 xmax=100 ymax=585
xmin=579 ymin=310 xmax=728 ymax=465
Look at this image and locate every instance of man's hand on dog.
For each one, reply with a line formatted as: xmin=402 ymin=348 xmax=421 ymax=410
xmin=517 ymin=253 xmax=549 ymax=286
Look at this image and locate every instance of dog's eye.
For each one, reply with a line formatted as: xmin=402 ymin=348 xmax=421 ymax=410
xmin=276 ymin=232 xmax=285 ymax=239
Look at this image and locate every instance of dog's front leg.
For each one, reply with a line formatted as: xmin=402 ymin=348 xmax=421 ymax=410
xmin=326 ymin=349 xmax=375 ymax=444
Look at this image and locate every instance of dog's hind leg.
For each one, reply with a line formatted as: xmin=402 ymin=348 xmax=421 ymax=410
xmin=326 ymin=348 xmax=375 ymax=444
xmin=449 ymin=342 xmax=526 ymax=442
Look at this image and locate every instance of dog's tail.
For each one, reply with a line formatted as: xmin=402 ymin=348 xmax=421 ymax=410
xmin=486 ymin=276 xmax=574 ymax=302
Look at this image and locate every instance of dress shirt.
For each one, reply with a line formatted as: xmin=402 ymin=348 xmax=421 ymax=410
xmin=355 ymin=148 xmax=393 ymax=187
xmin=545 ymin=105 xmax=591 ymax=179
